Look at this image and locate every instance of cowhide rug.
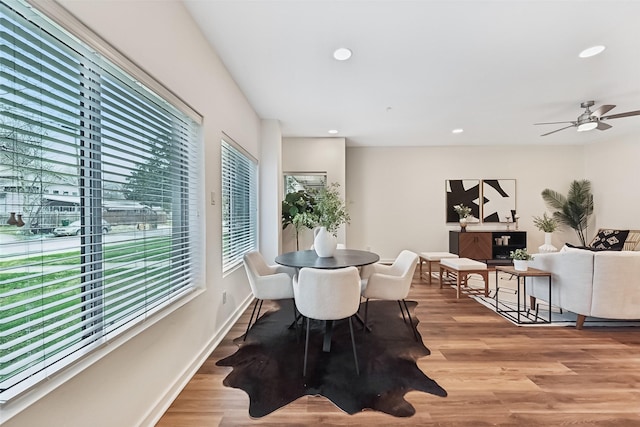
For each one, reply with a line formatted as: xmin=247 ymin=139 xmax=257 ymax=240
xmin=216 ymin=299 xmax=447 ymax=417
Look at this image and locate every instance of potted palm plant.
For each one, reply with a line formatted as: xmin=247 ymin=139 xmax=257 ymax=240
xmin=510 ymin=248 xmax=534 ymax=271
xmin=541 ymin=179 xmax=593 ymax=246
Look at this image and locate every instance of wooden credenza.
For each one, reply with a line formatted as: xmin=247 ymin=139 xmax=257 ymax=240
xmin=449 ymin=231 xmax=527 ymax=265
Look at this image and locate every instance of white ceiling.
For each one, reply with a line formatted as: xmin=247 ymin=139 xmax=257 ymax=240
xmin=183 ymin=0 xmax=640 ymax=147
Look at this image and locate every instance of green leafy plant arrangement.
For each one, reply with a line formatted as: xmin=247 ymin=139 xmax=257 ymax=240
xmin=541 ymin=179 xmax=593 ymax=245
xmin=311 ymin=182 xmax=350 ymax=236
xmin=282 ymin=190 xmax=316 ymax=250
xmin=510 ymin=248 xmax=534 ymax=261
xmin=532 ymin=212 xmax=558 ymax=233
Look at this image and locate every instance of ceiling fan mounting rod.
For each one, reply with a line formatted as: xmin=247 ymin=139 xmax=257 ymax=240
xmin=581 ymin=100 xmax=595 ymax=109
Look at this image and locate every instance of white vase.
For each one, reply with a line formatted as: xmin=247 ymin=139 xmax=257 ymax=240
xmin=538 ymin=232 xmax=558 ymax=253
xmin=313 ymin=226 xmax=337 ymax=257
xmin=513 ymin=259 xmax=529 ymax=271
xmin=459 ymin=217 xmax=468 ymax=232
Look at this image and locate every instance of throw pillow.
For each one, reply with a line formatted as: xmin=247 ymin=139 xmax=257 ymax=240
xmin=589 ymin=229 xmax=630 ymax=251
xmin=565 ymin=242 xmax=608 ymax=252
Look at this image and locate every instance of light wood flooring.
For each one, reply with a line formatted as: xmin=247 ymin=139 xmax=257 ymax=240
xmin=157 ymin=272 xmax=640 ymax=426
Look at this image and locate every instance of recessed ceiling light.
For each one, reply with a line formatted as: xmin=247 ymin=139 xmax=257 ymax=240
xmin=579 ymin=45 xmax=605 ymax=58
xmin=452 ymin=128 xmax=464 ymax=134
xmin=328 ymin=129 xmax=339 ymax=134
xmin=333 ymin=48 xmax=352 ymax=61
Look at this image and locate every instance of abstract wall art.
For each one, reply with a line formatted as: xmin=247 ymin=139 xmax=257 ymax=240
xmin=481 ymin=179 xmax=516 ymax=223
xmin=445 ymin=179 xmax=481 ymax=223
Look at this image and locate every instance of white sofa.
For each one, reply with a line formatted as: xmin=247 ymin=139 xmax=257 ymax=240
xmin=526 ymin=246 xmax=640 ymax=328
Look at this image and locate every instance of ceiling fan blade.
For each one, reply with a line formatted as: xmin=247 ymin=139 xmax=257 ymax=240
xmin=540 ymin=124 xmax=575 ymax=136
xmin=591 ymin=104 xmax=616 ymax=118
xmin=534 ymin=121 xmax=575 ymax=126
xmin=597 ymin=121 xmax=612 ymax=131
xmin=601 ymin=110 xmax=640 ymax=120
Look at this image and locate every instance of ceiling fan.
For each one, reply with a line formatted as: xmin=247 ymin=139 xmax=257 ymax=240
xmin=534 ymin=101 xmax=640 ymax=136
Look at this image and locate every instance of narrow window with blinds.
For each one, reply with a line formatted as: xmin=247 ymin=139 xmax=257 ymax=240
xmin=221 ymin=138 xmax=258 ymax=273
xmin=0 ymin=0 xmax=202 ymax=400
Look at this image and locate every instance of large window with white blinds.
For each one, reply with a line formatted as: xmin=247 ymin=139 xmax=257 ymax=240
xmin=221 ymin=138 xmax=258 ymax=273
xmin=0 ymin=0 xmax=202 ymax=400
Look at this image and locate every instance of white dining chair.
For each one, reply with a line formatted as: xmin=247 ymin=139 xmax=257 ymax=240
xmin=242 ymin=251 xmax=297 ymax=341
xmin=293 ymin=266 xmax=361 ymax=376
xmin=360 ymin=250 xmax=420 ymax=340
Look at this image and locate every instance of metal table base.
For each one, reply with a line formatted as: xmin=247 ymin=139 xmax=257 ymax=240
xmin=495 ymin=266 xmax=552 ymax=325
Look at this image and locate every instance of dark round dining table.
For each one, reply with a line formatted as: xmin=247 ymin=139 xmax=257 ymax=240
xmin=275 ymin=248 xmax=379 ymax=352
xmin=275 ymin=249 xmax=379 ymax=269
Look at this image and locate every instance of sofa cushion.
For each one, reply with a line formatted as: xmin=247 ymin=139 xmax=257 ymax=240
xmin=589 ymin=229 xmax=629 ymax=251
xmin=591 ymin=251 xmax=640 ymax=319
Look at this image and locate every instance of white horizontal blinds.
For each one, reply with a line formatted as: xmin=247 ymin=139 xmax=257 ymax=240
xmin=221 ymin=139 xmax=258 ymax=273
xmin=1 ymin=2 xmax=84 ymax=395
xmin=0 ymin=0 xmax=201 ymax=400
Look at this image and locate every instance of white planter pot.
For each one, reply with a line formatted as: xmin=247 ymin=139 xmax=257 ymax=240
xmin=513 ymin=259 xmax=529 ymax=271
xmin=538 ymin=232 xmax=558 ymax=253
xmin=313 ymin=226 xmax=337 ymax=258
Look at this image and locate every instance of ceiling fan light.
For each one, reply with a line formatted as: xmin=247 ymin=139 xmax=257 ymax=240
xmin=577 ymin=122 xmax=598 ymax=132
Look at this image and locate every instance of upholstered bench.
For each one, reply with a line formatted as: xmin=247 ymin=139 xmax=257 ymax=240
xmin=439 ymin=258 xmax=489 ymax=299
xmin=419 ymin=252 xmax=459 ymax=284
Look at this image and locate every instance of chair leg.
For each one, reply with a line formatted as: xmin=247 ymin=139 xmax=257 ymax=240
xmin=303 ymin=317 xmax=311 ymax=376
xmin=291 ymin=303 xmax=297 ymax=323
xmin=289 ymin=296 xmax=303 ymax=330
xmin=288 ymin=312 xmax=303 ymax=329
xmin=402 ymin=299 xmax=419 ymax=341
xmin=255 ymin=299 xmax=264 ymax=321
xmin=291 ymin=300 xmax=300 ymax=342
xmin=243 ymin=298 xmax=262 ymax=341
xmin=348 ymin=316 xmax=359 ymax=375
xmin=363 ymin=298 xmax=370 ymax=334
xmin=397 ymin=300 xmax=408 ymax=323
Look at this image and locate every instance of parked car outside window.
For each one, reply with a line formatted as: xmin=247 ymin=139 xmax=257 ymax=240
xmin=52 ymin=220 xmax=111 ymax=236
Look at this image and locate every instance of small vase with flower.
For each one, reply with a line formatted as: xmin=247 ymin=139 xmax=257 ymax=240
xmin=453 ymin=204 xmax=472 ymax=232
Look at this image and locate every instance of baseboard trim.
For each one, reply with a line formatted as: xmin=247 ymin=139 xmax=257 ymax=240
xmin=139 ymin=293 xmax=253 ymax=427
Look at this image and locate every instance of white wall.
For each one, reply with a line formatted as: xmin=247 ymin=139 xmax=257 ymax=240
xmin=3 ymin=2 xmax=259 ymax=426
xmin=281 ymin=137 xmax=346 ymax=252
xmin=345 ymin=144 xmax=585 ymax=262
xmin=585 ymin=134 xmax=640 ymax=234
